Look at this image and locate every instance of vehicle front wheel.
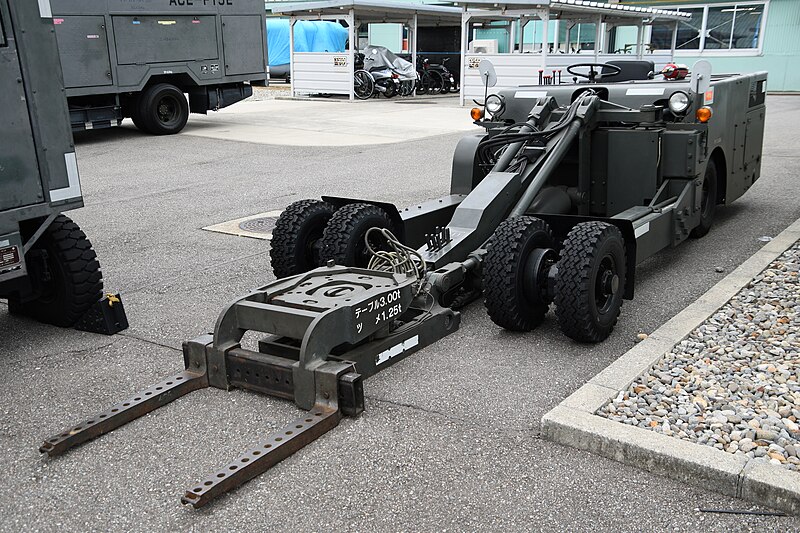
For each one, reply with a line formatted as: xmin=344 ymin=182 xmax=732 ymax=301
xmin=9 ymin=215 xmax=103 ymax=327
xmin=690 ymin=160 xmax=718 ymax=238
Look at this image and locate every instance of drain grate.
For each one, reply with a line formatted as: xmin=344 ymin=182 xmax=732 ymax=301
xmin=239 ymin=217 xmax=277 ymax=234
xmin=202 ymin=210 xmax=283 ymax=240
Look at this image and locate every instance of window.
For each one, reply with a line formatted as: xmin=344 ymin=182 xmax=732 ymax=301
xmin=647 ymin=2 xmax=767 ymax=54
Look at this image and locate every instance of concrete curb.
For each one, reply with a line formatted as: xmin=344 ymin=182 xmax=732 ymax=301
xmin=542 ymin=217 xmax=800 ymax=516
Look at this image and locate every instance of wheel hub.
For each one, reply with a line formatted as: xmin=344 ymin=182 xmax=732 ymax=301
xmin=523 ymin=248 xmax=557 ymax=305
xmin=601 ymin=271 xmax=619 ymax=296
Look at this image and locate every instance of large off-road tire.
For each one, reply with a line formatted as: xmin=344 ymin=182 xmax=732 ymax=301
xmin=9 ymin=215 xmax=103 ymax=327
xmin=554 ymin=221 xmax=626 ymax=343
xmin=320 ymin=203 xmax=393 ymax=268
xmin=483 ymin=216 xmax=555 ymax=331
xmin=269 ymin=199 xmax=336 ymax=278
xmin=136 ymin=83 xmax=189 ymax=135
xmin=690 ymin=159 xmax=718 ymax=238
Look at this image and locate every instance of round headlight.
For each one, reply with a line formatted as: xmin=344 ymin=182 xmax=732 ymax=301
xmin=485 ymin=94 xmax=504 ymax=116
xmin=668 ymin=91 xmax=690 ymax=115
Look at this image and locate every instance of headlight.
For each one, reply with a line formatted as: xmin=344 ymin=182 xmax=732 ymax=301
xmin=668 ymin=91 xmax=690 ymax=115
xmin=485 ymin=94 xmax=504 ymax=116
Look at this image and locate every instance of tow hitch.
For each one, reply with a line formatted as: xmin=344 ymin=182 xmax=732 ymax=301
xmin=39 ymin=264 xmax=459 ymax=508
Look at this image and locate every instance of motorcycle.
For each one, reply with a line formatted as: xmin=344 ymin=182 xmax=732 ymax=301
xmin=416 ymin=56 xmax=458 ymax=94
xmin=354 ymin=46 xmax=417 ymax=99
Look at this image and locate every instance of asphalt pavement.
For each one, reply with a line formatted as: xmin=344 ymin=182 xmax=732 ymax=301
xmin=1 ymin=96 xmax=799 ymax=532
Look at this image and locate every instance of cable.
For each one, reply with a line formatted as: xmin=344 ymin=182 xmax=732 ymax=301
xmin=364 ymin=227 xmax=427 ymax=295
xmin=477 ymin=91 xmax=595 ymax=169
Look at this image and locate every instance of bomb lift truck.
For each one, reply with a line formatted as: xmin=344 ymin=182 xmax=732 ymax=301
xmin=41 ymin=59 xmax=766 ymax=507
xmin=1 ymin=0 xmax=125 ymax=333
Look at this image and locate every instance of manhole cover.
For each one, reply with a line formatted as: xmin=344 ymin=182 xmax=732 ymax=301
xmin=239 ymin=217 xmax=278 ymax=234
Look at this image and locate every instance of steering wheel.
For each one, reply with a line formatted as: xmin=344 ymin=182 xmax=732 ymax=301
xmin=566 ymin=63 xmax=622 ymax=83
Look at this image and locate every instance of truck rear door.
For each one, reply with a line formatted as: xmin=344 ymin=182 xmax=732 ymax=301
xmin=53 ymin=16 xmax=112 ymax=88
xmin=0 ymin=1 xmax=45 ymax=211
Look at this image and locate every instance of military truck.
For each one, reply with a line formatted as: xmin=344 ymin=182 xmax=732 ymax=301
xmin=1 ymin=0 xmax=124 ymax=333
xmin=51 ymin=0 xmax=267 ymax=135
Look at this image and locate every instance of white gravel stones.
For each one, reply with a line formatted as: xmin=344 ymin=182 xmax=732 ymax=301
xmin=599 ymin=242 xmax=800 ymax=472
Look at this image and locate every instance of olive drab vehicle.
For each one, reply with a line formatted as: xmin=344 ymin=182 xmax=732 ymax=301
xmin=1 ymin=0 xmax=126 ymax=334
xmin=50 ymin=0 xmax=267 ymax=135
xmin=40 ymin=56 xmax=767 ymax=508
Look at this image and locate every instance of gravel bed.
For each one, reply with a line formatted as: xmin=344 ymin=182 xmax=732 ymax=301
xmin=599 ymin=241 xmax=800 ymax=472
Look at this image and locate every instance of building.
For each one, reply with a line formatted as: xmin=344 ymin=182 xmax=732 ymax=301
xmin=625 ymin=1 xmax=799 ymax=92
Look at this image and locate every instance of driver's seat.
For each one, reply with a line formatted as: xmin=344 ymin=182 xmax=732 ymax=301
xmin=601 ymin=60 xmax=655 ymax=82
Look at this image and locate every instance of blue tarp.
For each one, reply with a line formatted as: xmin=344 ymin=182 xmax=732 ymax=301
xmin=266 ymin=19 xmax=348 ymax=67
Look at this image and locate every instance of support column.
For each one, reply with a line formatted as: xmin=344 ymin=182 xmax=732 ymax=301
xmin=636 ymin=22 xmax=644 ymax=59
xmin=289 ymin=16 xmax=296 ymax=97
xmin=348 ymin=10 xmax=355 ymax=101
xmin=459 ymin=11 xmax=470 ymax=106
xmin=540 ymin=11 xmax=549 ymax=69
xmin=519 ymin=16 xmax=529 ymax=53
xmin=509 ymin=18 xmax=516 ymax=53
xmin=594 ymin=15 xmax=603 ymax=62
xmin=670 ymin=20 xmax=678 ymax=60
xmin=411 ymin=14 xmax=418 ymax=95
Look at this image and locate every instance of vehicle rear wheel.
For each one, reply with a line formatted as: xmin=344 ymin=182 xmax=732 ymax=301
xmin=483 ymin=216 xmax=556 ymax=331
xmin=690 ymin=160 xmax=718 ymax=238
xmin=427 ymin=71 xmax=444 ymax=95
xmin=554 ymin=221 xmax=626 ymax=343
xmin=137 ymin=83 xmax=189 ymax=135
xmin=9 ymin=215 xmax=103 ymax=327
xmin=382 ymin=81 xmax=397 ymax=98
xmin=321 ymin=203 xmax=393 ymax=268
xmin=270 ymin=199 xmax=336 ymax=278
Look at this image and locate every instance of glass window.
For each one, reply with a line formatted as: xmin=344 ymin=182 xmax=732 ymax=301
xmin=675 ymin=7 xmax=705 ymax=50
xmin=648 ymin=3 xmax=766 ymax=53
xmin=705 ymin=6 xmax=735 ymax=49
xmin=730 ymin=4 xmax=764 ymax=49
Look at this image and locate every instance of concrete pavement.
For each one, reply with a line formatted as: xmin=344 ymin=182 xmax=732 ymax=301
xmin=1 ymin=96 xmax=799 ymax=531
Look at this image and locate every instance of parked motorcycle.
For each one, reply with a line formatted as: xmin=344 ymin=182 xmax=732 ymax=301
xmin=354 ymin=46 xmax=416 ymax=100
xmin=416 ymin=56 xmax=458 ymax=94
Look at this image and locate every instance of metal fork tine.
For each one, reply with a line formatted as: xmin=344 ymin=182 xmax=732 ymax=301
xmin=180 ymin=406 xmax=341 ymax=508
xmin=39 ymin=370 xmax=208 ymax=457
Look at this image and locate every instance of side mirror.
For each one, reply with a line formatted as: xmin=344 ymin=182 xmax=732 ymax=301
xmin=478 ymin=59 xmax=497 ymax=88
xmin=690 ymin=60 xmax=712 ymax=96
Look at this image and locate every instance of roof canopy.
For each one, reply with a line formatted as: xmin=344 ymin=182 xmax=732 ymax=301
xmin=449 ymin=0 xmax=689 ymax=22
xmin=271 ymin=0 xmax=463 ymax=25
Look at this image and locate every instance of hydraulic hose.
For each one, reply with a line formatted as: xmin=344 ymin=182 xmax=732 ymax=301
xmin=508 ymin=118 xmax=583 ymax=218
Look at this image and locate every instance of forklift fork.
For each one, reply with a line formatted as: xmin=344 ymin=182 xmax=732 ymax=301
xmin=39 ymin=264 xmax=459 ymax=508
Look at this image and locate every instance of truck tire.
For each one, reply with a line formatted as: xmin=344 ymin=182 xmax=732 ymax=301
xmin=690 ymin=160 xmax=718 ymax=238
xmin=554 ymin=221 xmax=626 ymax=343
xmin=320 ymin=203 xmax=393 ymax=268
xmin=9 ymin=215 xmax=103 ymax=327
xmin=484 ymin=216 xmax=555 ymax=331
xmin=269 ymin=199 xmax=336 ymax=278
xmin=136 ymin=83 xmax=189 ymax=135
